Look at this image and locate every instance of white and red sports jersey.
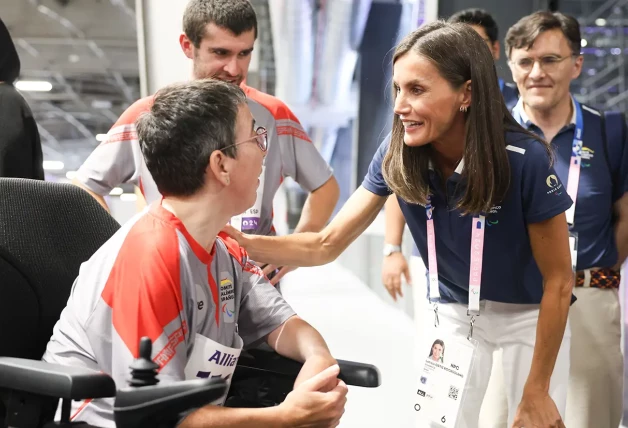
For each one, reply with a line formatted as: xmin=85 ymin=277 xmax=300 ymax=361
xmin=42 ymin=201 xmax=295 ymax=427
xmin=75 ymin=84 xmax=333 ymax=236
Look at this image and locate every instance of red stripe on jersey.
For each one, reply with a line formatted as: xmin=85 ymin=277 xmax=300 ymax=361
xmin=101 ymin=214 xmax=184 ymax=359
xmin=112 ymin=96 xmax=153 ymax=128
xmin=100 ymin=96 xmax=153 ymax=145
xmin=207 ymin=273 xmax=220 ymax=326
xmin=153 ymin=323 xmax=187 ymax=370
xmin=241 ymin=85 xmax=312 ymax=143
xmin=276 ymin=125 xmax=311 ymax=142
xmin=70 ymin=399 xmax=93 ymax=421
xmin=217 ymin=232 xmax=245 ymax=266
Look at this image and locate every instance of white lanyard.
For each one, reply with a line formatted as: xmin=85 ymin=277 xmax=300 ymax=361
xmin=425 ymin=197 xmax=486 ymax=315
xmin=513 ymin=98 xmax=583 ymax=225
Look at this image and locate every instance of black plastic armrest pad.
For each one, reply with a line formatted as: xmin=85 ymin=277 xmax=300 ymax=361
xmin=0 ymin=357 xmax=116 ymax=399
xmin=114 ymin=379 xmax=227 ymax=428
xmin=238 ymin=350 xmax=381 ymax=388
xmin=336 ymin=359 xmax=381 ymax=388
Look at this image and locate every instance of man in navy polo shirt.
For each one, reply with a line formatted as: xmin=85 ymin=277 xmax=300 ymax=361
xmin=506 ymin=11 xmax=628 ymax=428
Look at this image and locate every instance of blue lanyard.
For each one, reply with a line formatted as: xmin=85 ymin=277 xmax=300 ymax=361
xmin=512 ymin=97 xmax=583 ymax=225
xmin=498 ymin=78 xmax=504 ymax=92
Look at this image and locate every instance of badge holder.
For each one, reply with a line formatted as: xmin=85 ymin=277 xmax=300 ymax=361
xmin=414 ymin=305 xmax=480 ymax=428
xmin=230 ymin=165 xmax=266 ymax=232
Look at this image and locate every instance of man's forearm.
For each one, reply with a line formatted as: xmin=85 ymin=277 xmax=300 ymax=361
xmin=614 ymin=217 xmax=628 ymax=269
xmin=293 ymin=177 xmax=340 ymax=234
xmin=613 ymin=193 xmax=628 ymax=269
xmin=269 ymin=316 xmax=332 ymax=362
xmin=72 ymin=178 xmax=110 ymax=212
xmin=384 ymin=197 xmax=406 ymax=245
xmin=180 ymin=405 xmax=283 ymax=428
xmin=268 ymin=316 xmax=337 ymax=389
xmin=524 ymin=280 xmax=572 ymax=392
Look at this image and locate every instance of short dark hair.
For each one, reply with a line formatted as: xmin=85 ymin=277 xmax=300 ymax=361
xmin=448 ymin=8 xmax=499 ymax=43
xmin=382 ymin=21 xmax=539 ymax=215
xmin=183 ymin=0 xmax=258 ymax=48
xmin=136 ymin=79 xmax=247 ymax=197
xmin=505 ymin=11 xmax=581 ymax=59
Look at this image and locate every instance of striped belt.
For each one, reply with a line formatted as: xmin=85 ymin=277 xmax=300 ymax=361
xmin=575 ymin=267 xmax=620 ymax=289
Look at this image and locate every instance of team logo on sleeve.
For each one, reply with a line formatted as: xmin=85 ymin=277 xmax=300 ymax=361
xmin=545 ymin=174 xmax=563 ymax=196
xmin=219 ymin=272 xmax=236 ymax=323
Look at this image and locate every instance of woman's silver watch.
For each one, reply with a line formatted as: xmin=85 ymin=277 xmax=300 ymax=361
xmin=382 ymin=244 xmax=402 ymax=257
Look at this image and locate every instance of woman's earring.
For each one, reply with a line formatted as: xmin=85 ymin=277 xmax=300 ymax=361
xmin=226 ymin=176 xmax=230 ymax=185
xmin=459 ymin=105 xmax=468 ymax=113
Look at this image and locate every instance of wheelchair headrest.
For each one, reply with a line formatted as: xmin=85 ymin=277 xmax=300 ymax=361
xmin=0 ymin=178 xmax=120 ymax=359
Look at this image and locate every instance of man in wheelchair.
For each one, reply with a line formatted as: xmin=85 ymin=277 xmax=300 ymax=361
xmin=41 ymin=79 xmax=347 ymax=428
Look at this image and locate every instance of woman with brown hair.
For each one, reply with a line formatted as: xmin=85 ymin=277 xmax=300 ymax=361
xmin=225 ymin=20 xmax=573 ymax=428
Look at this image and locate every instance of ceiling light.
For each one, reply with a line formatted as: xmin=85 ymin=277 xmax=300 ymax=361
xmin=581 ymin=39 xmax=588 ymax=47
xmin=595 ymin=18 xmax=607 ymax=26
xmin=43 ymin=160 xmax=64 ymax=171
xmin=15 ymin=80 xmax=53 ymax=92
xmin=96 ymin=134 xmax=108 ymax=142
xmin=109 ymin=187 xmax=124 ymax=196
xmin=120 ymin=193 xmax=138 ymax=202
xmin=65 ymin=171 xmax=77 ymax=180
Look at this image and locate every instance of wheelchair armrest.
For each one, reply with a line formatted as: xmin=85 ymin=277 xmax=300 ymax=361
xmin=113 ymin=378 xmax=227 ymax=428
xmin=239 ymin=349 xmax=381 ymax=387
xmin=0 ymin=357 xmax=115 ymax=399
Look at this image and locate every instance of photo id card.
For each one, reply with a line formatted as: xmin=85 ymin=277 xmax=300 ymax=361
xmin=414 ymin=330 xmax=477 ymax=428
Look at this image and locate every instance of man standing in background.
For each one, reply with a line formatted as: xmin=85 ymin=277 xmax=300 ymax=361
xmin=74 ymin=0 xmax=339 ymax=286
xmin=507 ymin=11 xmax=628 ymax=428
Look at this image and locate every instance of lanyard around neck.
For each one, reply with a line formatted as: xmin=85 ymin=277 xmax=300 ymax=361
xmin=425 ymin=197 xmax=486 ymax=315
xmin=513 ymin=98 xmax=583 ymax=225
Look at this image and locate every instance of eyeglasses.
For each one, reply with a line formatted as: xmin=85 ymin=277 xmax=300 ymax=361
xmin=222 ymin=126 xmax=268 ymax=153
xmin=510 ymin=55 xmax=576 ymax=73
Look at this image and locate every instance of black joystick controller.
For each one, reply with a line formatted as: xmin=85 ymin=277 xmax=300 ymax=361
xmin=128 ymin=336 xmax=160 ymax=387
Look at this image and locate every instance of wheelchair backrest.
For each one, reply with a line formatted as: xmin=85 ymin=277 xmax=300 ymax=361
xmin=0 ymin=178 xmax=120 ymax=360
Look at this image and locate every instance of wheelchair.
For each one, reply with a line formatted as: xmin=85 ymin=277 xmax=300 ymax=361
xmin=0 ymin=178 xmax=380 ymax=428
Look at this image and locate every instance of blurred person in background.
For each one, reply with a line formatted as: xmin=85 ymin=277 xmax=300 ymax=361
xmin=0 ymin=17 xmax=44 ymax=180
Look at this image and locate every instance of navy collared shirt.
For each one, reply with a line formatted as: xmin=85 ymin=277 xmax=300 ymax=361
xmin=512 ymin=98 xmax=628 ymax=270
xmin=407 ymin=81 xmax=518 ymax=258
xmin=500 ymin=79 xmax=520 ymax=111
xmin=363 ymin=132 xmax=573 ymax=305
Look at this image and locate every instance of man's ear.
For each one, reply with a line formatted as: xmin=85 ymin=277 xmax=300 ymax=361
xmin=492 ymin=40 xmax=501 ymax=61
xmin=180 ymin=33 xmax=194 ymax=60
xmin=208 ymin=150 xmax=232 ymax=186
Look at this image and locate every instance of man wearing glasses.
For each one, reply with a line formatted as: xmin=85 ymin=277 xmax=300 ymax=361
xmin=43 ymin=79 xmax=347 ymax=428
xmin=506 ymin=11 xmax=628 ymax=428
xmin=73 ymin=0 xmax=339 ymax=287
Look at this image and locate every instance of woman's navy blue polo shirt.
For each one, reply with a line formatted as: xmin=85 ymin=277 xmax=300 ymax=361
xmin=362 ymin=131 xmax=573 ymax=305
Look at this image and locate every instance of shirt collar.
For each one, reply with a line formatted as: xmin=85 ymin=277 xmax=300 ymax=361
xmin=513 ymin=95 xmax=577 ymax=128
xmin=428 ymin=158 xmax=465 ymax=174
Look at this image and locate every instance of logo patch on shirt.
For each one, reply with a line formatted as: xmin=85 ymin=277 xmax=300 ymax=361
xmin=487 ymin=206 xmax=501 ymax=226
xmin=581 ymin=147 xmax=594 ymax=167
xmin=546 ymin=174 xmax=563 ymax=196
xmin=219 ymin=273 xmax=236 ymax=323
